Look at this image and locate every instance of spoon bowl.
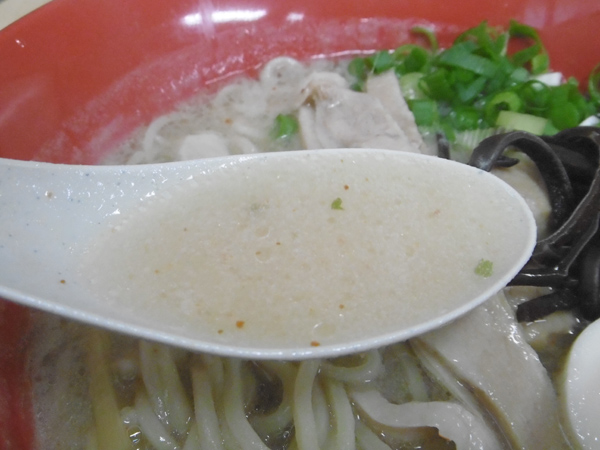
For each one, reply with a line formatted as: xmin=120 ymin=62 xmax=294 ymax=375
xmin=0 ymin=149 xmax=536 ymax=359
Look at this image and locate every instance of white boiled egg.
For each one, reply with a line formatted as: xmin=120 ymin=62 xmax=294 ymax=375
xmin=562 ymin=318 xmax=600 ymax=448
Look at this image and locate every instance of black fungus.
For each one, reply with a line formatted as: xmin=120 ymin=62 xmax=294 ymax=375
xmin=436 ymin=133 xmax=450 ymax=159
xmin=578 ymin=237 xmax=600 ymax=320
xmin=468 ymin=127 xmax=600 ymax=321
xmin=516 ymin=289 xmax=579 ymax=323
xmin=468 ymin=131 xmax=576 ymax=231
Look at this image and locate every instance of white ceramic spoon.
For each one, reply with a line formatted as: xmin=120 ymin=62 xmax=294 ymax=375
xmin=0 ymin=148 xmax=536 ymax=359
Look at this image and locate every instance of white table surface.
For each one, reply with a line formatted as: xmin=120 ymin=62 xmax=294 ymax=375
xmin=0 ymin=0 xmax=53 ymax=30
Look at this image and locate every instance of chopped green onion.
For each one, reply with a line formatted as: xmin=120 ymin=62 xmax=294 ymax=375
xmin=271 ymin=114 xmax=299 ymax=139
xmin=411 ymin=26 xmax=438 ymax=52
xmin=408 ymin=99 xmax=438 ymax=126
xmin=399 ymin=72 xmax=426 ymax=99
xmin=496 ymin=111 xmax=548 ymax=134
xmin=542 ymin=120 xmax=560 ymax=136
xmin=519 ymin=80 xmax=550 ymax=111
xmin=448 ymin=106 xmax=482 ymax=131
xmin=456 ymin=76 xmax=487 ymax=103
xmin=454 ymin=21 xmax=507 ymax=59
xmin=549 ymin=102 xmax=580 ymax=130
xmin=366 ymin=50 xmax=395 ymax=74
xmin=346 ymin=20 xmax=599 ymax=142
xmin=474 ymin=259 xmax=494 ymax=278
xmin=508 ymin=20 xmax=549 ymax=74
xmin=438 ymin=44 xmax=499 ymax=77
xmin=510 ymin=67 xmax=530 ymax=83
xmin=399 ymin=47 xmax=429 ymax=74
xmin=348 ymin=57 xmax=367 ymax=80
xmin=452 ymin=67 xmax=477 ymax=84
xmin=588 ymin=63 xmax=600 ymax=107
xmin=331 ymin=198 xmax=344 ymax=210
xmin=419 ymin=69 xmax=455 ymax=101
xmin=350 ymin=80 xmax=365 ymax=92
xmin=484 ymin=91 xmax=523 ymax=124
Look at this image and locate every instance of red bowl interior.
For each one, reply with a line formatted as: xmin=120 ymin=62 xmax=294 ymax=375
xmin=1 ymin=0 xmax=599 ymax=447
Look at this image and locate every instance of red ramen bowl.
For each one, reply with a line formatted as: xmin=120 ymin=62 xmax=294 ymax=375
xmin=1 ymin=0 xmax=599 ymax=447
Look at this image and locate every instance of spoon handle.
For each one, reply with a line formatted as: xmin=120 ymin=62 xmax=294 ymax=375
xmin=0 ymin=156 xmax=221 ymax=306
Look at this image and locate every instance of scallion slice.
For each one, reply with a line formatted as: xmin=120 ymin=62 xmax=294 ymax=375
xmin=346 ymin=20 xmax=599 ymax=142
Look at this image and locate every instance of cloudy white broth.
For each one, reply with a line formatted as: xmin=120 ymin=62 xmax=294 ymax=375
xmin=25 ymin=25 xmax=599 ymax=450
xmin=82 ymin=149 xmax=530 ymax=352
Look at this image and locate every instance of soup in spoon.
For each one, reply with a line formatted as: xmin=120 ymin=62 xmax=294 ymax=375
xmin=78 ymin=149 xmax=535 ymax=357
